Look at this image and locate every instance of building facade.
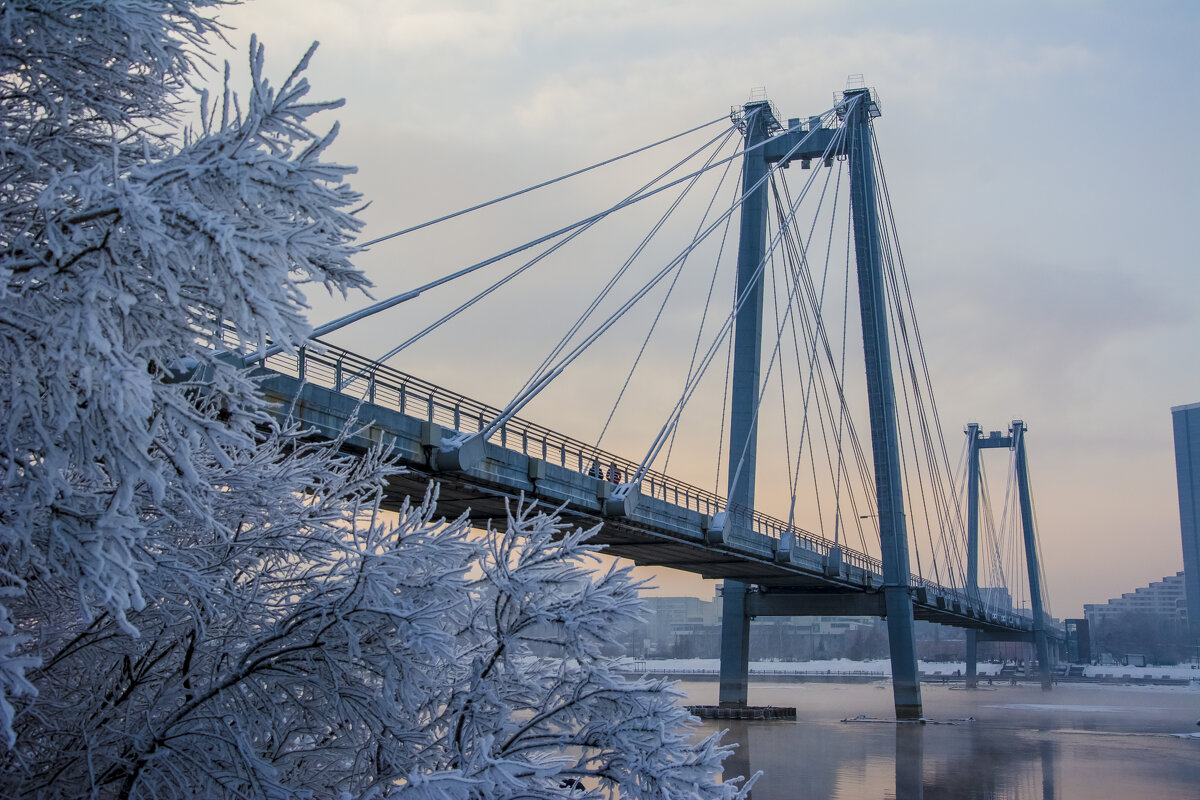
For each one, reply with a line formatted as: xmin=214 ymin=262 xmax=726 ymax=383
xmin=1172 ymin=402 xmax=1200 ymax=644
xmin=621 ymin=596 xmax=875 ymax=658
xmin=1083 ymin=571 xmax=1189 ymax=629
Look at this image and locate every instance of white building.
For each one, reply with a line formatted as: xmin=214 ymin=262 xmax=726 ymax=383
xmin=1083 ymin=571 xmax=1188 ymax=629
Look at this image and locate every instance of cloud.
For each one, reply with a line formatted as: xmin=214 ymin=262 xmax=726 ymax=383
xmin=211 ymin=0 xmax=1199 ymax=618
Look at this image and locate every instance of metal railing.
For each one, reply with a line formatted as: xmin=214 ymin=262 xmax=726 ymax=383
xmin=239 ymin=334 xmax=1033 ymax=626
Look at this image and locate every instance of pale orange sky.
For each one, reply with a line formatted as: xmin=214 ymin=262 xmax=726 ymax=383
xmin=215 ymin=0 xmax=1199 ymax=618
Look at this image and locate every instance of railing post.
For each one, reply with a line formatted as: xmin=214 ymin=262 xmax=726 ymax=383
xmin=297 ymin=347 xmax=306 ymax=383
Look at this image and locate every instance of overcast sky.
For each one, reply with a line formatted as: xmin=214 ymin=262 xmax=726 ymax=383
xmin=215 ymin=0 xmax=1199 ymax=617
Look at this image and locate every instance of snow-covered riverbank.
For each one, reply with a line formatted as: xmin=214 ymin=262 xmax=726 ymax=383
xmin=618 ymin=657 xmax=1200 ymax=682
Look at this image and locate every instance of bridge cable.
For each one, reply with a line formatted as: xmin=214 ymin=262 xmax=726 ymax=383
xmin=1023 ymin=449 xmax=1054 ymax=619
xmin=875 ymin=182 xmax=940 ymax=588
xmin=769 ymin=165 xmax=845 ymax=540
xmin=477 ymin=166 xmax=754 ymax=439
xmin=480 ymin=104 xmax=849 ymax=444
xmin=954 ymin=432 xmax=989 ymax=608
xmin=662 ymin=172 xmax=743 ymax=479
xmin=832 ymin=185 xmax=853 ymax=550
xmin=717 ymin=120 xmax=852 ymax=519
xmin=362 ymin=126 xmax=740 ymax=373
xmin=497 ymin=136 xmax=745 ymax=437
xmin=873 ymin=139 xmax=971 ymax=598
xmin=884 ymin=256 xmax=939 ymax=588
xmin=1001 ymin=444 xmax=1026 ymax=617
xmin=765 ymin=203 xmax=825 ymax=538
xmin=593 ymin=134 xmax=742 ymax=454
xmin=766 ymin=211 xmax=799 ymax=518
xmin=637 ymin=105 xmax=855 ymax=491
xmin=781 ymin=164 xmax=879 ymax=554
xmin=251 ymin=113 xmax=808 ymax=362
xmin=635 ymin=148 xmax=831 ymax=487
xmin=978 ymin=457 xmax=1012 ymax=614
xmin=512 ymin=121 xmax=748 ymax=407
xmin=775 ymin=166 xmax=869 ymax=552
xmin=357 ymin=114 xmax=732 ymax=249
xmin=711 ymin=292 xmax=737 ymax=498
xmin=775 ymin=161 xmax=877 ymax=557
xmin=874 ymin=129 xmax=975 ymax=596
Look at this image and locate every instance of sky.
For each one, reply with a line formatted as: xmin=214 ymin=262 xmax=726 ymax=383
xmin=213 ymin=0 xmax=1199 ymax=617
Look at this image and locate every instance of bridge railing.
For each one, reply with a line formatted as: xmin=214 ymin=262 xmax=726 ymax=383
xmin=248 ymin=338 xmax=726 ymax=510
xmin=239 ymin=334 xmax=993 ymax=608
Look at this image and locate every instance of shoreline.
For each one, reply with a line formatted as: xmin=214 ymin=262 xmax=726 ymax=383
xmin=616 ymin=658 xmax=1200 ymax=687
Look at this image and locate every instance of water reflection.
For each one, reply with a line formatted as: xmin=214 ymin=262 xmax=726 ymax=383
xmin=704 ymin=683 xmax=1199 ymax=800
xmin=722 ymin=718 xmax=1056 ymax=800
xmin=721 ymin=724 xmax=753 ymax=797
xmin=916 ymin=724 xmax=1055 ymax=800
xmin=893 ymin=724 xmax=923 ymax=800
xmin=1039 ymin=740 xmax=1056 ymax=800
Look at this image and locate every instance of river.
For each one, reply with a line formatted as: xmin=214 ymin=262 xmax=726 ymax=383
xmin=682 ymin=681 xmax=1200 ymax=799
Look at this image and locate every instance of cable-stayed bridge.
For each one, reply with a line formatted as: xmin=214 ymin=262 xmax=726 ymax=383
xmin=234 ymin=80 xmax=1062 ymax=720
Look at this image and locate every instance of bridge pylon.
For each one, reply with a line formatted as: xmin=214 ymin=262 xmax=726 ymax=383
xmin=843 ymin=86 xmax=922 ymax=720
xmin=964 ymin=421 xmax=1054 ymax=691
xmin=965 ymin=423 xmax=983 ymax=689
xmin=717 ymin=85 xmax=925 ymax=719
xmin=1013 ymin=421 xmax=1053 ymax=690
xmin=717 ymin=97 xmax=777 ymax=708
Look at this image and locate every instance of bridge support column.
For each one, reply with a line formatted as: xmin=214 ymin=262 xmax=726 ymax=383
xmin=845 ymin=86 xmax=922 ymax=720
xmin=884 ymin=588 xmax=923 ymax=718
xmin=718 ymin=97 xmax=777 ymax=708
xmin=718 ymin=581 xmax=752 ymax=707
xmin=1013 ymin=420 xmax=1053 ymax=691
xmin=966 ymin=629 xmax=979 ymax=689
xmin=965 ymin=423 xmax=982 ymax=689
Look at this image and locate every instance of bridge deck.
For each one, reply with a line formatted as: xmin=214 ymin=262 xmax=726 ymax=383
xmin=250 ymin=339 xmax=1049 ymax=641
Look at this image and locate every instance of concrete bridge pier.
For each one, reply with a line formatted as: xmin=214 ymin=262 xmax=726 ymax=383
xmin=718 ymin=581 xmax=752 ymax=707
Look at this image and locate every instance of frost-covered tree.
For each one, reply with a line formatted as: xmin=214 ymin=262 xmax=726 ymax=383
xmin=0 ymin=0 xmax=367 ymax=735
xmin=5 ymin=439 xmax=744 ymax=798
xmin=0 ymin=2 xmax=749 ymax=798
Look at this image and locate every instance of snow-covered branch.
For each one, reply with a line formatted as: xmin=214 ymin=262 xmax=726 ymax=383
xmin=0 ymin=3 xmax=750 ymax=797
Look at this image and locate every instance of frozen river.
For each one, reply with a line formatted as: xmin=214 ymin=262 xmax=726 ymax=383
xmin=682 ymin=681 xmax=1200 ymax=799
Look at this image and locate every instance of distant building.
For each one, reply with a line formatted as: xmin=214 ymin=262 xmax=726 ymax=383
xmin=1172 ymin=402 xmax=1200 ymax=644
xmin=1064 ymin=618 xmax=1091 ymax=664
xmin=640 ymin=596 xmax=721 ymax=655
xmin=621 ymin=596 xmax=874 ymax=658
xmin=1083 ymin=571 xmax=1189 ymax=629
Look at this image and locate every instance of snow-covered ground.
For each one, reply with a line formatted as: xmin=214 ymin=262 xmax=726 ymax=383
xmin=619 ymin=657 xmax=1200 ymax=681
